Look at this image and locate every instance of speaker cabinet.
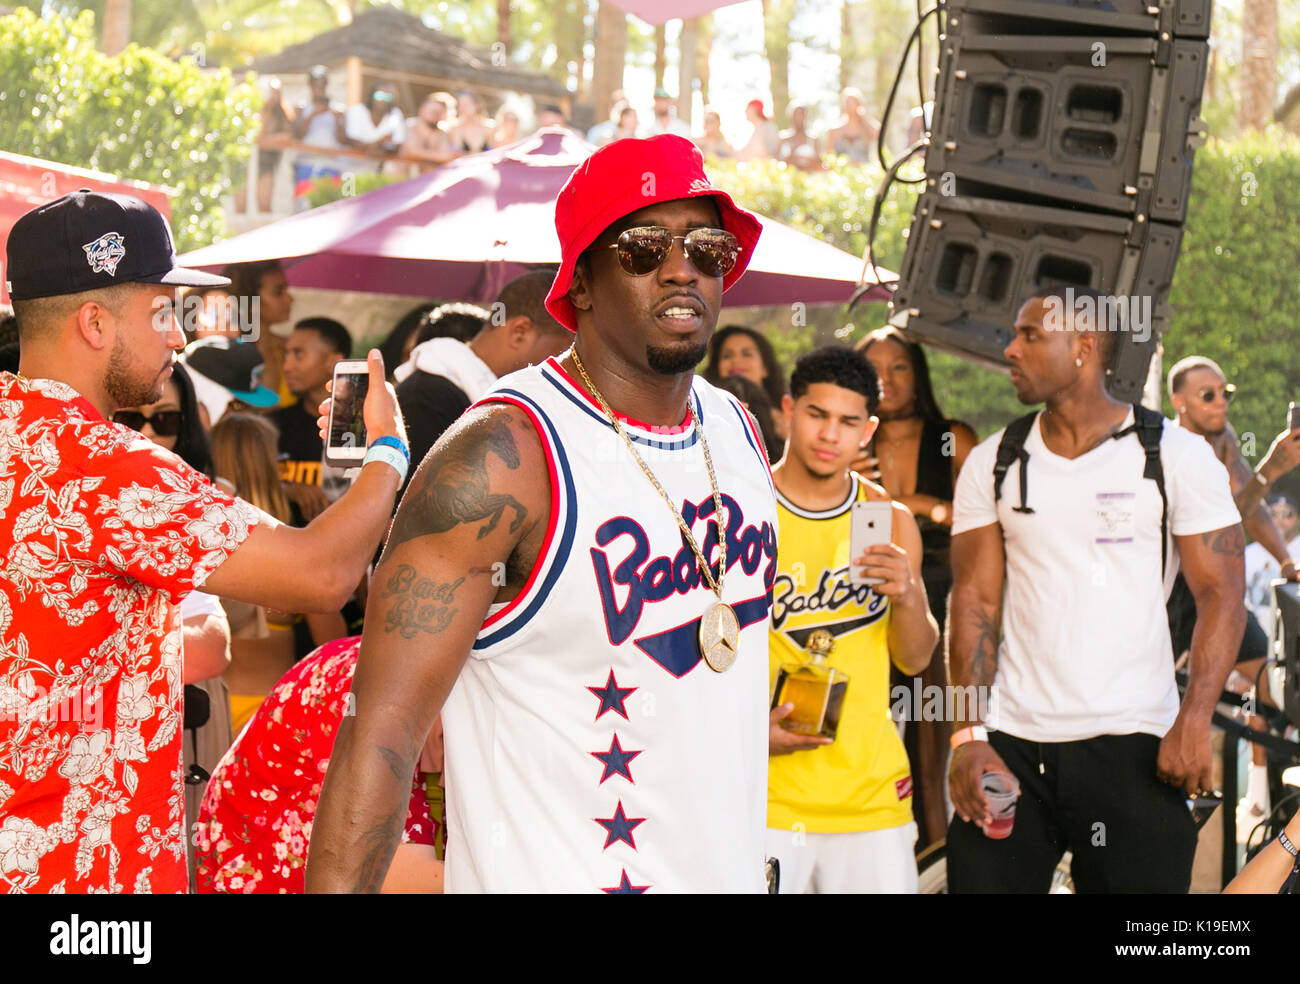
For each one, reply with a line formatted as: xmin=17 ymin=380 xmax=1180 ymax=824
xmin=926 ymin=33 xmax=1207 ymax=221
xmin=892 ymin=191 xmax=1179 ymax=399
xmin=889 ymin=0 xmax=1210 ymax=400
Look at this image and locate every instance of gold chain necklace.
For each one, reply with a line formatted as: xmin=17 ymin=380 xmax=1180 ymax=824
xmin=570 ymin=348 xmax=740 ymax=672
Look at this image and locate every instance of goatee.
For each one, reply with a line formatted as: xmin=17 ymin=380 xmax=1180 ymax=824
xmin=646 ymin=340 xmax=709 ymax=376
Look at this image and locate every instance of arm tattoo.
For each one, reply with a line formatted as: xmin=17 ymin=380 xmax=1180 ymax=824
xmin=1200 ymin=525 xmax=1245 ymax=557
xmin=969 ymin=608 xmax=1001 ymax=688
xmin=375 ymin=744 xmax=408 ymax=781
xmin=379 ymin=563 xmax=464 ymax=638
xmin=351 ymin=802 xmax=407 ymax=893
xmin=384 ymin=417 xmax=528 ymax=556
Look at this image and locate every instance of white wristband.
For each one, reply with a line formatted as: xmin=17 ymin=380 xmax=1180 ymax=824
xmin=950 ymin=725 xmax=989 ymax=750
xmin=363 ymin=442 xmax=409 ymax=484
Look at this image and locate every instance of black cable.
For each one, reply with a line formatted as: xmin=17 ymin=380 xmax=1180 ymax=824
xmin=916 ymin=0 xmax=928 ymax=141
xmin=877 ymin=3 xmax=943 ymax=175
xmin=860 ymin=1 xmax=945 ymax=304
xmin=1254 ymin=655 xmax=1278 ymax=702
xmin=864 ymin=139 xmax=926 ymax=297
xmin=1244 ymin=788 xmax=1300 ymax=861
xmin=854 ymin=0 xmax=951 ymax=310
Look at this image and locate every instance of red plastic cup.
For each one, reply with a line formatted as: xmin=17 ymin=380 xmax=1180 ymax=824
xmin=981 ymin=770 xmax=1020 ymax=839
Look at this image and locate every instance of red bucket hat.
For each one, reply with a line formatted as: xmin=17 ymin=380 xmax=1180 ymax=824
xmin=545 ymin=134 xmax=763 ymax=332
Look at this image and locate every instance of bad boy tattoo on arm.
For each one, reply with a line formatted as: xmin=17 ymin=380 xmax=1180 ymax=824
xmin=379 ymin=563 xmax=465 ymax=638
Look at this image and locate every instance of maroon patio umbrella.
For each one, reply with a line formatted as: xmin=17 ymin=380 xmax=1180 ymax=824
xmin=179 ymin=128 xmax=892 ymax=307
xmin=598 ymin=0 xmax=750 ymax=24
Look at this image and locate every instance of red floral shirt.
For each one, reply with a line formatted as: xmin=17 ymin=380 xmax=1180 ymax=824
xmin=195 ymin=636 xmax=438 ymax=894
xmin=0 ymin=373 xmax=259 ymax=894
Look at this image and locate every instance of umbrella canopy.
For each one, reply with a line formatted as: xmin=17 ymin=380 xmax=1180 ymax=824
xmin=180 ymin=128 xmax=892 ymax=307
xmin=600 ymin=0 xmax=750 ymax=25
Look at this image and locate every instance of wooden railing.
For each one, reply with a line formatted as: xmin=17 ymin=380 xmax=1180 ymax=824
xmin=232 ymin=135 xmax=447 ymax=222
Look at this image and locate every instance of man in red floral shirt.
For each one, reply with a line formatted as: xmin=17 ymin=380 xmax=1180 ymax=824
xmin=0 ymin=191 xmax=408 ymax=894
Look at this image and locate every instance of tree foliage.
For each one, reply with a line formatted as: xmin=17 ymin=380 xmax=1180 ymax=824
xmin=0 ymin=8 xmax=259 ymax=251
xmin=1165 ymin=129 xmax=1300 ymax=500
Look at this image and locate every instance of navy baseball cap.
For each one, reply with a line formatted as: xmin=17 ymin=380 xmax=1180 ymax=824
xmin=4 ymin=189 xmax=230 ymax=301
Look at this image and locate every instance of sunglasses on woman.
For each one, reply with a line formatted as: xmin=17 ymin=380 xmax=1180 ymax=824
xmin=591 ymin=226 xmax=741 ymax=279
xmin=1195 ymin=383 xmax=1236 ymax=404
xmin=113 ymin=409 xmax=183 ymax=437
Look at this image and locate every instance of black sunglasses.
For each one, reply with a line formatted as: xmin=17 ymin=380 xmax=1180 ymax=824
xmin=1195 ymin=384 xmax=1236 ymax=404
xmin=114 ymin=409 xmax=183 ymax=437
xmin=591 ymin=226 xmax=741 ymax=279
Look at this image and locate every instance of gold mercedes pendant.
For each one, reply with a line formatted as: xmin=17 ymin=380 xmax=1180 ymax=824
xmin=699 ymin=601 xmax=740 ymax=672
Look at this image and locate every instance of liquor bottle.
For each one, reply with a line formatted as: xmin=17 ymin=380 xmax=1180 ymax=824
xmin=771 ymin=628 xmax=850 ymax=741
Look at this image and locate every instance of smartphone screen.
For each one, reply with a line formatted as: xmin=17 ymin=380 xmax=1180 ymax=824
xmin=324 ymin=361 xmax=369 ymax=468
xmin=849 ymin=500 xmax=893 ymax=586
xmin=1289 ymin=401 xmax=1299 ymax=432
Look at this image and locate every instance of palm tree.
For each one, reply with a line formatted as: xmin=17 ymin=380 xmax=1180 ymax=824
xmin=762 ymin=0 xmax=796 ymax=128
xmin=102 ymin=0 xmax=132 ymax=54
xmin=655 ymin=24 xmax=667 ymax=91
xmin=592 ymin=1 xmax=627 ymax=122
xmin=497 ymin=0 xmax=511 ymax=55
xmin=697 ymin=14 xmax=713 ymax=106
xmin=1239 ymin=0 xmax=1279 ymax=130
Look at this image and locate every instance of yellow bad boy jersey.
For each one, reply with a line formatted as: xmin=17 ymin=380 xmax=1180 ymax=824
xmin=768 ymin=474 xmax=914 ymax=834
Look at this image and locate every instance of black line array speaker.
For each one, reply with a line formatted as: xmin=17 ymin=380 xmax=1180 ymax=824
xmin=890 ymin=0 xmax=1210 ymax=402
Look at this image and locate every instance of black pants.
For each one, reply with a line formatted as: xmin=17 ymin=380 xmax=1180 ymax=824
xmin=947 ymin=731 xmax=1197 ymax=893
xmin=1167 ymin=572 xmax=1267 ymax=663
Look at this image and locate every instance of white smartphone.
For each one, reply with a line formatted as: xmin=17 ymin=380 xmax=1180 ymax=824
xmin=849 ymin=500 xmax=893 ymax=586
xmin=323 ymin=359 xmax=370 ymax=469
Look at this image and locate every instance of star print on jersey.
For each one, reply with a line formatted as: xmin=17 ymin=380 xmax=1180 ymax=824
xmin=602 ymin=869 xmax=650 ymax=894
xmin=587 ymin=670 xmax=636 ymax=721
xmin=594 ymin=801 xmax=646 ymax=850
xmin=591 ymin=734 xmax=642 ymax=784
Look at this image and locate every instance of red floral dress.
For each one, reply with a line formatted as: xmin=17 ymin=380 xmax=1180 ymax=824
xmin=194 ymin=636 xmax=439 ymax=893
xmin=0 ymin=373 xmax=258 ymax=894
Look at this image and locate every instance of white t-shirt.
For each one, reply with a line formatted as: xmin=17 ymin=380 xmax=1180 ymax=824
xmin=1244 ymin=536 xmax=1300 ymax=636
xmin=647 ymin=115 xmax=691 ymax=138
xmin=299 ymin=102 xmax=344 ymax=149
xmin=179 ymin=588 xmax=226 ymax=621
xmin=296 ymin=102 xmax=347 ymax=172
xmin=345 ymin=103 xmax=406 ymax=146
xmin=951 ymin=409 xmax=1240 ymax=742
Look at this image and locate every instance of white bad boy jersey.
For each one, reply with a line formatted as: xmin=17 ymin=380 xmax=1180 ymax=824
xmin=441 ymin=356 xmax=777 ymax=893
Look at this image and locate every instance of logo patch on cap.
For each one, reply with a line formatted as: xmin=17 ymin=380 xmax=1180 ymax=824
xmin=82 ymin=232 xmax=126 ymax=276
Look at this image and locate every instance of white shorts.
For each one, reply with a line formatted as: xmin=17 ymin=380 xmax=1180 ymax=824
xmin=764 ymin=822 xmax=919 ymax=894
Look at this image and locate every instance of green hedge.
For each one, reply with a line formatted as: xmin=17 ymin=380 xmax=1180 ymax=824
xmin=0 ymin=8 xmax=257 ymax=251
xmin=302 ymin=172 xmax=401 ymax=210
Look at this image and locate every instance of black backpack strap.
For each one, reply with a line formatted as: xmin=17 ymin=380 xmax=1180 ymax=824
xmin=1111 ymin=404 xmax=1169 ymax=578
xmin=993 ymin=412 xmax=1039 ymax=514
